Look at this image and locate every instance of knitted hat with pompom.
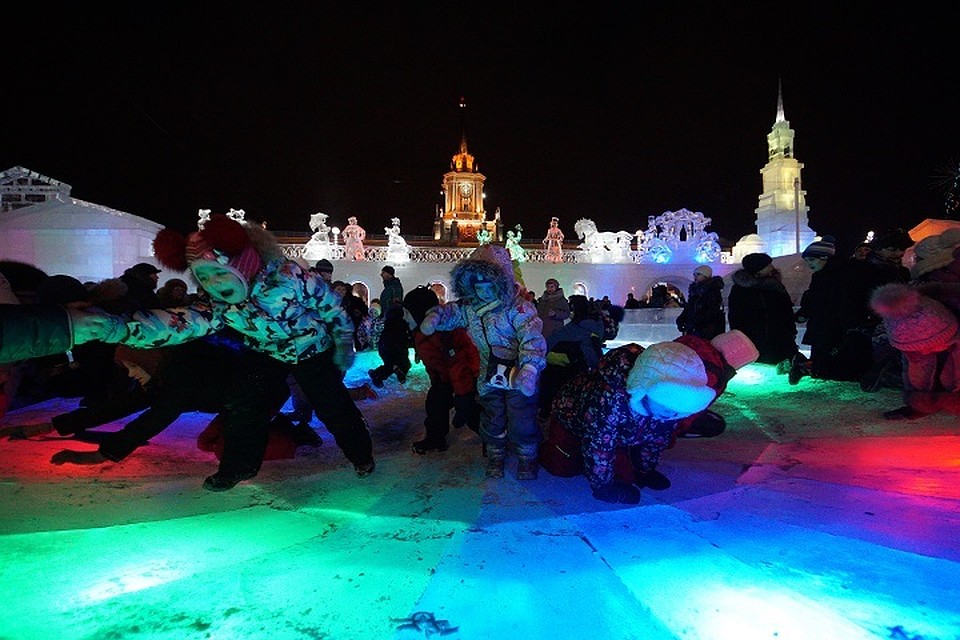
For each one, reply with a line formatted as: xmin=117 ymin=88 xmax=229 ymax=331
xmin=870 ymin=284 xmax=960 ymax=354
xmin=153 ymin=214 xmax=282 ymax=290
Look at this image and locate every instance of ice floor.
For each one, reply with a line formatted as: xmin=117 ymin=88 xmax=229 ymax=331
xmin=0 ymin=349 xmax=958 ymax=640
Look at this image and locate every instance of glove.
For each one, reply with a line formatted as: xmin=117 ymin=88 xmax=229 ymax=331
xmin=511 ymin=364 xmax=539 ymax=397
xmin=452 ymin=393 xmax=480 ymax=429
xmin=419 ymin=311 xmax=440 ymax=336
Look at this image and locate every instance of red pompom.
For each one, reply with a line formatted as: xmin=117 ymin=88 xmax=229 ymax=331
xmin=201 ymin=214 xmax=251 ymax=255
xmin=153 ymin=228 xmax=189 ymax=271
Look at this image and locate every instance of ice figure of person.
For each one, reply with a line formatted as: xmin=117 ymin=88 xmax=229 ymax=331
xmin=197 ymin=208 xmax=212 ymax=228
xmin=476 ymin=227 xmax=492 ymax=246
xmin=384 ymin=217 xmax=410 ymax=264
xmin=505 ymin=224 xmax=527 ymax=262
xmin=303 ymin=212 xmax=333 ymax=261
xmin=543 ymin=216 xmax=564 ymax=263
xmin=342 ymin=216 xmax=366 ymax=261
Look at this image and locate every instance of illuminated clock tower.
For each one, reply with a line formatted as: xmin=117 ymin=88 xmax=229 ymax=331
xmin=434 ymin=98 xmax=498 ymax=244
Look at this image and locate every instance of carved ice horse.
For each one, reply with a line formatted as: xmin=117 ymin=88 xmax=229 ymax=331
xmin=574 ymin=218 xmax=634 ymax=257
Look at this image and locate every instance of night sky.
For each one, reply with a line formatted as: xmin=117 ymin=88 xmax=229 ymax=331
xmin=4 ymin=4 xmax=956 ymax=253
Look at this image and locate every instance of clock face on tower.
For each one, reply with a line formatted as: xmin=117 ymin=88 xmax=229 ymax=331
xmin=459 ymin=183 xmax=473 ymax=197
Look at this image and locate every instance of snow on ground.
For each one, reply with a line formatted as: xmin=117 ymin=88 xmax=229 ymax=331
xmin=0 ymin=349 xmax=958 ymax=640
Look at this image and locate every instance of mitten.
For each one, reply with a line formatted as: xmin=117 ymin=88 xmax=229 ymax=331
xmin=512 ymin=364 xmax=539 ymax=397
xmin=452 ymin=393 xmax=480 ymax=429
xmin=419 ymin=311 xmax=440 ymax=336
xmin=591 ymin=482 xmax=641 ymax=505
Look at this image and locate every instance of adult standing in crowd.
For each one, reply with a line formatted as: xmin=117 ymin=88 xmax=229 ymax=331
xmin=728 ymin=252 xmax=805 ymax=373
xmin=537 ymin=278 xmax=570 ymax=339
xmin=676 ymin=265 xmax=725 ymax=340
xmin=858 ymin=228 xmax=917 ymax=392
xmin=379 ymin=265 xmax=404 ymax=312
xmin=794 ymin=237 xmax=875 ymax=383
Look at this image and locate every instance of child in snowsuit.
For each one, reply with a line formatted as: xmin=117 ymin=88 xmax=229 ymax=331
xmin=403 ymin=286 xmax=481 ymax=453
xmin=547 ymin=329 xmax=758 ymax=504
xmin=420 ymin=246 xmax=547 ymax=479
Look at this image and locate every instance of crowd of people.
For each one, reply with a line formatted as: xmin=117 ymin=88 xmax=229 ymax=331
xmin=1 ymin=219 xmax=954 ymax=503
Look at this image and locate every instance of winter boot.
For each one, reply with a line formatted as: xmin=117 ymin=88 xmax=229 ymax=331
xmin=485 ymin=445 xmax=506 ymax=478
xmin=788 ymin=354 xmax=811 ymax=385
xmin=517 ymin=456 xmax=539 ymax=480
xmin=412 ymin=438 xmax=449 ymax=454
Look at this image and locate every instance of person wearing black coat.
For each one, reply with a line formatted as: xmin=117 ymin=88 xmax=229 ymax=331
xmin=676 ymin=265 xmax=726 ymax=340
xmin=795 ymin=238 xmax=875 ymax=382
xmin=728 ymin=253 xmax=801 ymax=368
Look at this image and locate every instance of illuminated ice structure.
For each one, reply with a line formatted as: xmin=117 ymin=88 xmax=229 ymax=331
xmin=384 ymin=217 xmax=410 ymax=264
xmin=574 ymin=218 xmax=634 ymax=263
xmin=635 ymin=208 xmax=721 ymax=264
xmin=341 ymin=216 xmax=366 ymax=261
xmin=303 ymin=211 xmax=334 ymax=261
xmin=505 ymin=224 xmax=528 ymax=262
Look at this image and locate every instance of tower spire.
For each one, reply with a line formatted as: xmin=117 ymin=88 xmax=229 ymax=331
xmin=459 ymin=96 xmax=469 ymax=153
xmin=775 ymin=78 xmax=786 ymax=124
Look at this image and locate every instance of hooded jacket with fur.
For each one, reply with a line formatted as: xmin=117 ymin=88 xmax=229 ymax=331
xmin=424 ymin=246 xmax=546 ymax=389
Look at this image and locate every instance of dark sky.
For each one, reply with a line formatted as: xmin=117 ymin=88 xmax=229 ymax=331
xmin=4 ymin=4 xmax=957 ymax=252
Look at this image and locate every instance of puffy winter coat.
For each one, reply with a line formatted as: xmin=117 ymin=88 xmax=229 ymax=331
xmin=676 ymin=275 xmax=726 ymax=339
xmin=118 ymin=259 xmax=352 ymax=364
xmin=0 ymin=303 xmax=73 ymax=364
xmin=426 ymin=246 xmax=546 ymax=389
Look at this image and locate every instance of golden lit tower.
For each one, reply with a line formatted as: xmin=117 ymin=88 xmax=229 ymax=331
xmin=434 ymin=97 xmax=496 ymax=243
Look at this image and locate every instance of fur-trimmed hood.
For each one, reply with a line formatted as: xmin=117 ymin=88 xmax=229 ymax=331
xmin=731 ymin=267 xmax=783 ymax=290
xmin=450 ymin=245 xmax=517 ymax=307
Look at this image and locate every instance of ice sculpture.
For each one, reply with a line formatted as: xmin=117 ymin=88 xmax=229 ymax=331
xmin=573 ymin=218 xmax=634 ymax=263
xmin=303 ymin=211 xmax=333 ymax=261
xmin=476 ymin=227 xmax=492 ymax=246
xmin=543 ymin=216 xmax=564 ymax=263
xmin=635 ymin=208 xmax=721 ymax=264
xmin=505 ymin=224 xmax=528 ymax=262
xmin=342 ymin=216 xmax=367 ymax=261
xmin=384 ymin=217 xmax=410 ymax=264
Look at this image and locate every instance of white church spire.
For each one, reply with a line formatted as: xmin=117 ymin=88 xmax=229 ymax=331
xmin=775 ymin=78 xmax=786 ymax=124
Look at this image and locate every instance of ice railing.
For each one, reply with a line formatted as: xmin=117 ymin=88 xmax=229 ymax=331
xmin=281 ymin=244 xmax=624 ymax=264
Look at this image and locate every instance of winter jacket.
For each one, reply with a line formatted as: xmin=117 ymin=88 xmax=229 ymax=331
xmin=426 ymin=246 xmax=546 ymax=391
xmin=546 ymin=316 xmax=604 ymax=371
xmin=380 ymin=277 xmax=404 ymax=311
xmin=116 ymin=259 xmax=352 ymax=364
xmin=676 ymin=275 xmax=726 ymax=339
xmin=0 ymin=303 xmax=74 ymax=364
xmin=537 ymin=288 xmax=571 ymax=338
xmin=414 ymin=328 xmax=480 ymax=395
xmin=728 ymin=268 xmax=798 ymax=364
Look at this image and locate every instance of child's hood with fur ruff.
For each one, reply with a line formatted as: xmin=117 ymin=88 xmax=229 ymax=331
xmin=450 ymin=245 xmax=517 ymax=306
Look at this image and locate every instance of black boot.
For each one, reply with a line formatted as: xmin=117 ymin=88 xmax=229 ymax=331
xmin=681 ymin=410 xmax=726 ymax=438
